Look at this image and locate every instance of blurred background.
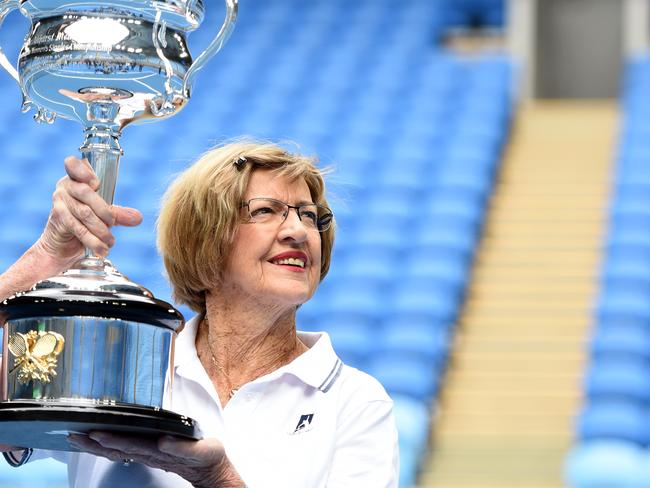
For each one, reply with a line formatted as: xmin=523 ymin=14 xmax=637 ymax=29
xmin=0 ymin=0 xmax=649 ymax=486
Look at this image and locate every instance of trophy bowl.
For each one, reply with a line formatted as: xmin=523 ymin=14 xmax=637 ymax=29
xmin=0 ymin=0 xmax=238 ymax=451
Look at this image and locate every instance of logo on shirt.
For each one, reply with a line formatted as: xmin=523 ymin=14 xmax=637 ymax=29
xmin=292 ymin=413 xmax=314 ymax=434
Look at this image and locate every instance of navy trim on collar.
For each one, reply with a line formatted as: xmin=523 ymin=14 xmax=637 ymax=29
xmin=318 ymin=358 xmax=343 ymax=393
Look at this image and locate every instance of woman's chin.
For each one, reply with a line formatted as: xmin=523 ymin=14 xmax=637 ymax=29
xmin=266 ymin=286 xmax=313 ymax=308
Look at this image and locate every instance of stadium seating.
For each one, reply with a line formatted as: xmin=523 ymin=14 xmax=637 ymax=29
xmin=566 ymin=441 xmax=650 ymax=488
xmin=0 ymin=0 xmax=509 ymax=486
xmin=566 ymin=56 xmax=650 ymax=486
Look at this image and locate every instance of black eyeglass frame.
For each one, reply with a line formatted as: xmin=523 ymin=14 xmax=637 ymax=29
xmin=240 ymin=197 xmax=334 ymax=232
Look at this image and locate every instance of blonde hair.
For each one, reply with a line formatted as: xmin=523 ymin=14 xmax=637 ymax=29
xmin=157 ymin=140 xmax=335 ymax=313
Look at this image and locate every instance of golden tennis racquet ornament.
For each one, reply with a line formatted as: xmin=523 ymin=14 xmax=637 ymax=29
xmin=8 ymin=331 xmax=65 ymax=384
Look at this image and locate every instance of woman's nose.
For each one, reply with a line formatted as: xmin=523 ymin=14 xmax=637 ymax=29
xmin=278 ymin=209 xmax=308 ymax=242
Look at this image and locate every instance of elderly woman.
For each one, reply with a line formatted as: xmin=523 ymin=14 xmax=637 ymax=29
xmin=0 ymin=141 xmax=399 ymax=487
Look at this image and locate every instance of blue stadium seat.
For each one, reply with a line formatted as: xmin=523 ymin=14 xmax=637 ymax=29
xmin=373 ymin=165 xmax=433 ymax=194
xmin=393 ymin=393 xmax=431 ymax=451
xmin=378 ymin=321 xmax=451 ymax=368
xmin=602 ymin=247 xmax=650 ymax=288
xmin=609 ymin=187 xmax=650 ymax=218
xmin=386 ymin=137 xmax=439 ymax=165
xmin=445 ymin=132 xmax=502 ymax=170
xmin=440 ymin=0 xmax=505 ymax=29
xmin=382 ymin=313 xmax=452 ymax=335
xmin=435 ymin=162 xmax=494 ymax=198
xmin=322 ymin=321 xmax=375 ymax=370
xmin=584 ymin=358 xmax=650 ymax=404
xmin=360 ymin=188 xmax=421 ymax=224
xmin=352 ymin=218 xmax=411 ymax=251
xmin=335 ymin=246 xmax=399 ymax=286
xmin=609 ymin=205 xmax=650 ymax=232
xmin=399 ymin=441 xmax=421 ymax=488
xmin=565 ymin=441 xmax=648 ymax=488
xmin=109 ymin=239 xmax=159 ymax=281
xmin=388 ymin=280 xmax=460 ymax=327
xmin=367 ymin=354 xmax=442 ymax=402
xmin=577 ymin=401 xmax=650 ymax=445
xmin=424 ymin=189 xmax=486 ymax=226
xmin=606 ymin=223 xmax=650 ymax=251
xmin=393 ymin=394 xmax=430 ymax=488
xmin=597 ymin=288 xmax=650 ymax=323
xmin=591 ymin=323 xmax=650 ymax=362
xmin=403 ymin=248 xmax=472 ymax=290
xmin=325 ymin=278 xmax=388 ymax=320
xmin=415 ymin=217 xmax=480 ymax=257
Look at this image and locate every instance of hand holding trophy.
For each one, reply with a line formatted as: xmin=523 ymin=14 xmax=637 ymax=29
xmin=0 ymin=0 xmax=238 ymax=451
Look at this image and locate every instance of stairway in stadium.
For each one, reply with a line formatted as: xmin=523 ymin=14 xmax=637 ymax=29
xmin=418 ymin=101 xmax=618 ymax=487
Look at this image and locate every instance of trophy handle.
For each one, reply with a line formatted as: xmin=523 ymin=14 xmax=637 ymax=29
xmin=0 ymin=0 xmax=20 ymax=84
xmin=182 ymin=0 xmax=238 ymax=98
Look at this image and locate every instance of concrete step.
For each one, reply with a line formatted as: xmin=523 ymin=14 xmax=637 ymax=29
xmin=420 ymin=100 xmax=615 ymax=488
xmin=465 ymin=287 xmax=596 ymax=300
xmin=443 ymin=371 xmax=582 ymax=392
xmin=424 ymin=439 xmax=569 ymax=486
xmin=454 ymin=335 xmax=585 ymax=350
xmin=469 ymin=268 xmax=598 ymax=280
xmin=456 ymin=317 xmax=590 ymax=332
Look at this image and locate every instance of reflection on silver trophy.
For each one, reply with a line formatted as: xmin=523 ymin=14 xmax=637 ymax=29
xmin=0 ymin=0 xmax=237 ymax=450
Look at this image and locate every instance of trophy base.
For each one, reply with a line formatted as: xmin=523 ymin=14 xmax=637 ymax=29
xmin=0 ymin=402 xmax=201 ymax=452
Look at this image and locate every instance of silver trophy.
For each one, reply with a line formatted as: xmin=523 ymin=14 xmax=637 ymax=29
xmin=0 ymin=0 xmax=237 ymax=450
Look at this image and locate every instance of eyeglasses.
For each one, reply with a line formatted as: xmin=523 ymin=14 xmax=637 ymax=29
xmin=241 ymin=197 xmax=334 ymax=232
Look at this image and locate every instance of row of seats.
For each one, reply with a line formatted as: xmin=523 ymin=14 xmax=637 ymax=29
xmin=0 ymin=1 xmax=510 ymax=486
xmin=439 ymin=0 xmax=505 ymax=29
xmin=566 ymin=56 xmax=650 ymax=487
xmin=299 ymin=52 xmax=513 ymax=486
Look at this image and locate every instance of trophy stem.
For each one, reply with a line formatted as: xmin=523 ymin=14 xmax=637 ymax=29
xmin=79 ymin=102 xmax=123 ymax=265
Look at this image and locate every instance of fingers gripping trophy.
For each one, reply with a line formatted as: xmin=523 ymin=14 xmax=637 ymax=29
xmin=0 ymin=0 xmax=237 ymax=450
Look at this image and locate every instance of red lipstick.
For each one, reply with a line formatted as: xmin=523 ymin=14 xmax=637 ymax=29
xmin=269 ymin=251 xmax=309 ymax=270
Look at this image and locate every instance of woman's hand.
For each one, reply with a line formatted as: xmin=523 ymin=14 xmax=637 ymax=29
xmin=36 ymin=156 xmax=142 ymax=270
xmin=68 ymin=432 xmax=244 ymax=488
xmin=0 ymin=156 xmax=144 ymax=302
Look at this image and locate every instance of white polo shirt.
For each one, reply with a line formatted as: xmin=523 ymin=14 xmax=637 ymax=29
xmin=39 ymin=316 xmax=399 ymax=487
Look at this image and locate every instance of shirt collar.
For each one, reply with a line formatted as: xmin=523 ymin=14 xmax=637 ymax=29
xmin=174 ymin=315 xmax=342 ymax=392
xmin=288 ymin=331 xmax=342 ymax=392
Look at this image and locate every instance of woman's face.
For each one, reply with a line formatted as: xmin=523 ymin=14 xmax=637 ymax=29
xmin=220 ymin=169 xmax=322 ymax=309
